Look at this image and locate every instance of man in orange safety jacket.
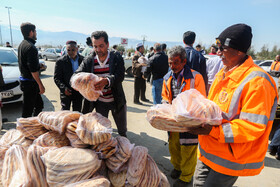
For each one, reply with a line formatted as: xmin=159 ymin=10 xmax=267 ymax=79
xmin=189 ymin=24 xmax=278 ymax=187
xmin=270 ymin=55 xmax=280 ymax=71
xmin=162 ymin=45 xmax=206 ymax=186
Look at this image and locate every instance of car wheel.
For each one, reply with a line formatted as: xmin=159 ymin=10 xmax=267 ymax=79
xmin=126 ymin=67 xmax=133 ymax=77
xmin=43 ymin=56 xmax=48 ymax=61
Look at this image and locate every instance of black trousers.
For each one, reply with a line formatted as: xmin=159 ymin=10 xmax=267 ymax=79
xmin=134 ymin=77 xmax=147 ymax=102
xmin=20 ymin=81 xmax=44 ymax=118
xmin=82 ymin=100 xmax=127 ymax=136
xmin=60 ymin=91 xmax=83 ymax=112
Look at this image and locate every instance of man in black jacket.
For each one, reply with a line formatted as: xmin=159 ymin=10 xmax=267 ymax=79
xmin=75 ymin=31 xmax=127 ymax=137
xmin=183 ymin=31 xmax=208 ymax=89
xmin=18 ymin=22 xmax=45 ymax=117
xmin=54 ymin=41 xmax=84 ymax=112
xmin=144 ymin=43 xmax=169 ymax=104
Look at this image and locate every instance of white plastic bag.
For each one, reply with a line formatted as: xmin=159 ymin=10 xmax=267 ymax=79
xmin=17 ymin=117 xmax=48 ymax=140
xmin=70 ymin=72 xmax=103 ymax=101
xmin=171 ymin=89 xmax=222 ymax=125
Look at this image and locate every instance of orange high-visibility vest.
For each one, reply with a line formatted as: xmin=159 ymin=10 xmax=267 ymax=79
xmin=199 ymin=56 xmax=278 ymax=176
xmin=271 ymin=61 xmax=280 ymax=71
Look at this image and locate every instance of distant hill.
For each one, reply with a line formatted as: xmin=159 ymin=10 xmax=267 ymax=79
xmin=0 ymin=25 xmax=183 ymax=49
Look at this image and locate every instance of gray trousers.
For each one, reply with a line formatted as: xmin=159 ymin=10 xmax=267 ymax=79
xmin=95 ymin=101 xmax=127 ymax=136
xmin=193 ymin=159 xmax=238 ymax=187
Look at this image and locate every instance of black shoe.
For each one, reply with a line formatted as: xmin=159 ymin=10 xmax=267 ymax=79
xmin=276 ymin=153 xmax=280 ymax=160
xmin=134 ymin=101 xmax=143 ymax=105
xmin=170 ymin=169 xmax=181 ymax=179
xmin=268 ymin=146 xmax=277 ymax=156
xmin=173 ymin=179 xmax=190 ymax=187
xmin=141 ymin=98 xmax=150 ymax=102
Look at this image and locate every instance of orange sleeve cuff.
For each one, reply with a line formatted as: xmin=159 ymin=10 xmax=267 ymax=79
xmin=209 ymin=126 xmax=220 ymax=139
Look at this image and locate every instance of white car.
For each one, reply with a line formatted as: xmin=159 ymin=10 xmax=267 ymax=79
xmin=0 ymin=47 xmax=23 ymax=104
xmin=41 ymin=48 xmax=61 ymax=61
xmin=258 ymin=60 xmax=273 ymax=73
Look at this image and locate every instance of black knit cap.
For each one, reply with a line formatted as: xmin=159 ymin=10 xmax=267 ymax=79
xmin=216 ymin=23 xmax=252 ymax=53
xmin=183 ymin=31 xmax=196 ymax=45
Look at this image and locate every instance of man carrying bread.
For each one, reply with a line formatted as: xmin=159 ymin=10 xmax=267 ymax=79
xmin=75 ymin=31 xmax=127 ymax=137
xmin=54 ymin=40 xmax=84 ymax=112
xmin=161 ymin=45 xmax=206 ymax=186
xmin=189 ymin=24 xmax=278 ymax=187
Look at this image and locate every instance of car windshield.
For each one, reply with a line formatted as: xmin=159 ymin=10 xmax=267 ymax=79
xmin=55 ymin=49 xmax=61 ymax=53
xmin=0 ymin=49 xmax=18 ymax=65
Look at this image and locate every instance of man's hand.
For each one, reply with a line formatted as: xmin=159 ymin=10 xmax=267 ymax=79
xmin=94 ymin=77 xmax=109 ymax=91
xmin=188 ymin=124 xmax=213 ymax=135
xmin=64 ymin=88 xmax=72 ymax=96
xmin=39 ymin=84 xmax=45 ymax=94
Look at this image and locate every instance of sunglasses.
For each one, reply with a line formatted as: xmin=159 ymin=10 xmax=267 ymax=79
xmin=67 ymin=49 xmax=76 ymax=52
xmin=218 ymin=46 xmax=224 ymax=51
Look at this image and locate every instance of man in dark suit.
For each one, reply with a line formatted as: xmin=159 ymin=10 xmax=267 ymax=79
xmin=54 ymin=40 xmax=84 ymax=112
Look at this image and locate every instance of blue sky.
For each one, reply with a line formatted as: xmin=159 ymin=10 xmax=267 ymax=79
xmin=0 ymin=0 xmax=279 ymax=51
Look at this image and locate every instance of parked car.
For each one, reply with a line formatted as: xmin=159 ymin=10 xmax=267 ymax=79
xmin=204 ymin=54 xmax=217 ymax=61
xmin=41 ymin=48 xmax=61 ymax=61
xmin=0 ymin=47 xmax=23 ymax=104
xmin=253 ymin=60 xmax=263 ymax=65
xmin=0 ymin=47 xmax=47 ymax=104
xmin=258 ymin=60 xmax=273 ymax=73
xmin=124 ymin=57 xmax=133 ymax=77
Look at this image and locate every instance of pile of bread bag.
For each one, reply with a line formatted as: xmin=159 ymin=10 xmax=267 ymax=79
xmin=0 ymin=110 xmax=169 ymax=187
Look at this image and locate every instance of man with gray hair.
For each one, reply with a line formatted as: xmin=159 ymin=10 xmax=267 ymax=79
xmin=144 ymin=43 xmax=169 ymax=104
xmin=54 ymin=40 xmax=84 ymax=112
xmin=161 ymin=45 xmax=206 ymax=186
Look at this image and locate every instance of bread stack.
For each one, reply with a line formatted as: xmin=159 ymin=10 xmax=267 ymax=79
xmin=108 ymin=169 xmax=127 ymax=187
xmin=17 ymin=117 xmax=48 ymax=140
xmin=70 ymin=72 xmax=102 ymax=101
xmin=159 ymin=172 xmax=171 ymax=187
xmin=135 ymin=155 xmax=161 ymax=187
xmin=171 ymin=89 xmax=222 ymax=125
xmin=126 ymin=146 xmax=148 ymax=186
xmin=0 ymin=129 xmax=33 ymax=147
xmin=76 ymin=112 xmax=112 ymax=145
xmin=0 ymin=145 xmax=9 ymax=186
xmin=65 ymin=175 xmax=110 ymax=187
xmin=38 ymin=111 xmax=81 ymax=134
xmin=1 ymin=145 xmax=30 ymax=187
xmin=42 ymin=147 xmax=101 ymax=186
xmin=92 ymin=137 xmax=118 ymax=159
xmin=106 ymin=136 xmax=134 ymax=173
xmin=26 ymin=145 xmax=51 ymax=187
xmin=33 ymin=131 xmax=70 ymax=147
xmin=66 ymin=121 xmax=89 ymax=148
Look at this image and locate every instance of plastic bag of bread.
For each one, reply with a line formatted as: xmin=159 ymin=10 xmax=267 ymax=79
xmin=17 ymin=117 xmax=48 ymax=140
xmin=134 ymin=155 xmax=161 ymax=187
xmin=2 ymin=145 xmax=31 ymax=187
xmin=38 ymin=110 xmax=81 ymax=134
xmin=76 ymin=112 xmax=112 ymax=145
xmin=171 ymin=89 xmax=222 ymax=125
xmin=26 ymin=145 xmax=51 ymax=187
xmin=0 ymin=129 xmax=33 ymax=147
xmin=65 ymin=175 xmax=110 ymax=187
xmin=33 ymin=131 xmax=70 ymax=147
xmin=91 ymin=137 xmax=118 ymax=159
xmin=108 ymin=169 xmax=127 ymax=187
xmin=159 ymin=171 xmax=170 ymax=187
xmin=0 ymin=145 xmax=9 ymax=186
xmin=147 ymin=104 xmax=193 ymax=132
xmin=127 ymin=146 xmax=148 ymax=186
xmin=41 ymin=147 xmax=102 ymax=187
xmin=66 ymin=121 xmax=89 ymax=148
xmin=70 ymin=72 xmax=103 ymax=101
xmin=106 ymin=136 xmax=134 ymax=173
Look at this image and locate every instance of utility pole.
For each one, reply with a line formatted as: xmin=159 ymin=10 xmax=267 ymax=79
xmin=5 ymin=6 xmax=13 ymax=47
xmin=141 ymin=35 xmax=147 ymax=47
xmin=0 ymin=20 xmax=3 ymax=46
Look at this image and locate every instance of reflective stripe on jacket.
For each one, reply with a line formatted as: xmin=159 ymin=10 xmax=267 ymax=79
xmin=199 ymin=56 xmax=278 ymax=176
xmin=162 ymin=65 xmax=206 ymax=145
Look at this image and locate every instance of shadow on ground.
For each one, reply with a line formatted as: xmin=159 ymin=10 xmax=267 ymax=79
xmin=264 ymin=156 xmax=280 ymax=169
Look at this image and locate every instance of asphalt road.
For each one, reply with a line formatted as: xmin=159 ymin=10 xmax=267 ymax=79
xmin=1 ymin=60 xmax=280 ymax=187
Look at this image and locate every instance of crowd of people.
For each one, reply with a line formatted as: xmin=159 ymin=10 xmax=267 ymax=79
xmin=9 ymin=21 xmax=280 ymax=187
